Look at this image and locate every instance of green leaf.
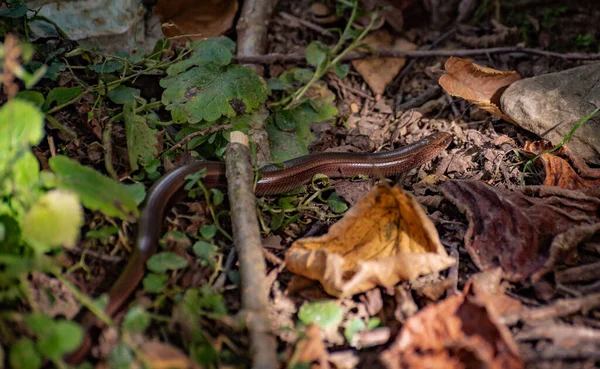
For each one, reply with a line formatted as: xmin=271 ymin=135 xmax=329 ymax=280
xmin=36 ymin=320 xmax=83 ymax=359
xmin=107 ymin=86 xmax=141 ymax=105
xmin=123 ymin=305 xmax=150 ymax=333
xmin=210 ymin=189 xmax=224 ymax=205
xmin=9 ymin=338 xmax=42 ymax=369
xmin=0 ymin=1 xmax=27 ymax=17
xmin=161 ymin=64 xmax=269 ymax=124
xmin=199 ymin=224 xmax=216 ymax=239
xmin=22 ymin=190 xmax=83 ymax=252
xmin=107 ymin=344 xmax=134 ymax=369
xmin=143 ymin=273 xmax=168 ymax=293
xmin=0 ymin=99 xmax=44 ymax=150
xmin=344 ymin=318 xmax=366 ymax=343
xmin=24 ymin=313 xmax=53 ymax=335
xmin=306 ymin=42 xmax=329 ymax=67
xmin=298 ymin=300 xmax=343 ymax=329
xmin=367 ymin=317 xmax=381 ymax=329
xmin=86 ymin=59 xmax=124 ymax=73
xmin=85 ymin=225 xmax=119 ymax=241
xmin=43 ymin=86 xmax=82 ymax=111
xmin=334 ymin=63 xmax=350 ymax=78
xmin=167 ymin=36 xmax=235 ymax=75
xmin=326 ymin=192 xmax=348 ymax=214
xmin=124 ymin=101 xmax=158 ymax=171
xmin=49 ymin=156 xmax=139 ymax=220
xmin=124 ymin=182 xmax=147 ymax=206
xmin=15 ymin=90 xmax=45 ymax=107
xmin=193 ymin=241 xmax=215 ymax=261
xmin=181 ymin=286 xmax=227 ymax=318
xmin=270 ymin=211 xmax=284 ymax=231
xmin=147 ymin=252 xmax=188 ymax=273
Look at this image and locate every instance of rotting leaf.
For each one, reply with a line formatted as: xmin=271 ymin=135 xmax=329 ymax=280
xmin=124 ymin=101 xmax=158 ymax=171
xmin=288 ymin=324 xmax=330 ymax=369
xmin=140 ymin=341 xmax=202 ymax=369
xmin=441 ymin=180 xmax=600 ymax=282
xmin=285 ymin=185 xmax=455 ymax=297
xmin=523 ymin=141 xmax=600 ymax=190
xmin=153 ymin=0 xmax=239 ymax=44
xmin=381 ymin=282 xmax=523 ymax=369
xmin=351 ymin=30 xmax=416 ymax=97
xmin=439 ymin=56 xmax=520 ymax=122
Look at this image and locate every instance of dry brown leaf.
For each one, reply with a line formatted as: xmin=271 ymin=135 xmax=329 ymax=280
xmin=442 ymin=180 xmax=600 ymax=282
xmin=352 ymin=31 xmax=417 ymax=97
xmin=289 ymin=324 xmax=330 ymax=369
xmin=140 ymin=341 xmax=202 ymax=369
xmin=439 ymin=57 xmax=521 ymax=122
xmin=285 ymin=185 xmax=455 ymax=297
xmin=381 ymin=283 xmax=523 ymax=369
xmin=524 ymin=141 xmax=600 ymax=189
xmin=153 ymin=0 xmax=238 ymax=42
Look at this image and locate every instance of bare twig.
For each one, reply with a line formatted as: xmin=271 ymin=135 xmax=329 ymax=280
xmin=500 ymin=293 xmax=600 ymax=325
xmin=279 ymin=11 xmax=334 ymax=37
xmin=233 ymin=47 xmax=600 ymax=64
xmin=556 ymin=261 xmax=600 ymax=284
xmin=233 ymin=1 xmax=278 ymax=369
xmin=396 ymin=85 xmax=442 ymax=111
xmin=226 ymin=133 xmax=278 ymax=369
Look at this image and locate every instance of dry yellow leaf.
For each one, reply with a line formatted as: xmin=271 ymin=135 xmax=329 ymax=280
xmin=140 ymin=341 xmax=202 ymax=369
xmin=439 ymin=56 xmax=520 ymax=123
xmin=285 ymin=185 xmax=455 ymax=297
xmin=352 ymin=30 xmax=417 ymax=97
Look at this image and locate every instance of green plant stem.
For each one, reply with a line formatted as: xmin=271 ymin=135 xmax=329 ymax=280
xmin=51 ymin=270 xmax=113 ymax=326
xmin=286 ymin=2 xmax=377 ymax=108
xmin=520 ymin=107 xmax=600 ymax=185
xmin=45 ymin=114 xmax=78 ymax=139
xmin=45 ymin=88 xmax=93 ymax=115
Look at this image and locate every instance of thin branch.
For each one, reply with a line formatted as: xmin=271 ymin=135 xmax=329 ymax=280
xmin=233 ymin=47 xmax=600 ymax=64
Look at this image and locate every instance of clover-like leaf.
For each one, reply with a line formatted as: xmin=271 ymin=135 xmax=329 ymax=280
xmin=147 ymin=252 xmax=188 ymax=273
xmin=161 ymin=64 xmax=269 ymax=124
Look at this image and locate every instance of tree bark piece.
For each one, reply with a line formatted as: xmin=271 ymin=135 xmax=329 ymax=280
xmin=226 ymin=132 xmax=278 ymax=369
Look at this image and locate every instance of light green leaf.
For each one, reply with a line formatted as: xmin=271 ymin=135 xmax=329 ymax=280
xmin=0 ymin=99 xmax=44 ymax=151
xmin=36 ymin=320 xmax=83 ymax=359
xmin=124 ymin=182 xmax=147 ymax=206
xmin=143 ymin=273 xmax=167 ymax=293
xmin=344 ymin=318 xmax=366 ymax=344
xmin=22 ymin=190 xmax=83 ymax=252
xmin=49 ymin=156 xmax=139 ymax=220
xmin=298 ymin=300 xmax=343 ymax=329
xmin=108 ymin=344 xmax=134 ymax=369
xmin=147 ymin=252 xmax=188 ymax=273
xmin=123 ymin=305 xmax=150 ymax=333
xmin=9 ymin=338 xmax=42 ymax=369
xmin=124 ymin=101 xmax=158 ymax=171
xmin=161 ymin=64 xmax=269 ymax=124
xmin=306 ymin=42 xmax=328 ymax=67
xmin=107 ymin=86 xmax=141 ymax=105
xmin=193 ymin=241 xmax=215 ymax=261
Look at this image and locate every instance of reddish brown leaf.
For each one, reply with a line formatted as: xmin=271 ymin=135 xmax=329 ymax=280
xmin=381 ymin=283 xmax=523 ymax=369
xmin=441 ymin=180 xmax=600 ymax=282
xmin=439 ymin=57 xmax=520 ymax=122
xmin=523 ymin=141 xmax=600 ymax=190
xmin=153 ymin=0 xmax=238 ymax=43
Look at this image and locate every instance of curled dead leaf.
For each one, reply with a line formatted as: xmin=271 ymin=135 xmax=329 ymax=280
xmin=140 ymin=341 xmax=202 ymax=369
xmin=439 ymin=57 xmax=520 ymax=122
xmin=153 ymin=0 xmax=238 ymax=42
xmin=285 ymin=185 xmax=455 ymax=297
xmin=523 ymin=141 xmax=600 ymax=189
xmin=381 ymin=282 xmax=523 ymax=369
xmin=288 ymin=324 xmax=330 ymax=369
xmin=442 ymin=180 xmax=600 ymax=282
xmin=352 ymin=30 xmax=417 ymax=97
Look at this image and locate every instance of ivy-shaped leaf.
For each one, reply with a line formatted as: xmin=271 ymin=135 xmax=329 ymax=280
xmin=166 ymin=36 xmax=235 ymax=76
xmin=161 ymin=64 xmax=269 ymax=124
xmin=124 ymin=101 xmax=158 ymax=171
xmin=49 ymin=156 xmax=139 ymax=220
xmin=43 ymin=86 xmax=82 ymax=111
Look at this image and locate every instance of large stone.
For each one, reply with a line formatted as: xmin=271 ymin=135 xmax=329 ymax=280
xmin=500 ymin=63 xmax=600 ymax=164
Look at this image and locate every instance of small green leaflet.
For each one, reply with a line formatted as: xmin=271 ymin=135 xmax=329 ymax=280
xmin=124 ymin=101 xmax=158 ymax=171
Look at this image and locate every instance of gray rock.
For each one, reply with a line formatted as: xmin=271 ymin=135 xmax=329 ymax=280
xmin=500 ymin=63 xmax=600 ymax=164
